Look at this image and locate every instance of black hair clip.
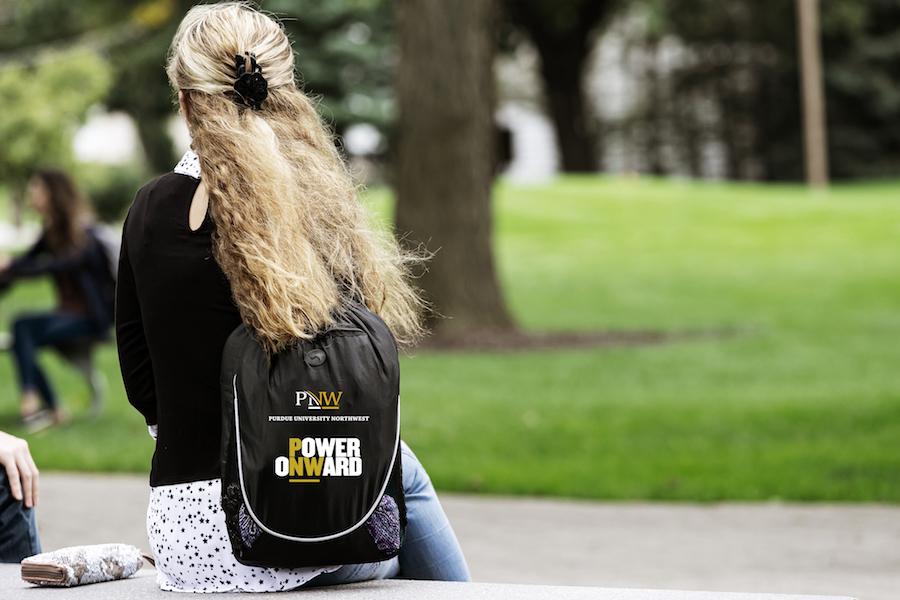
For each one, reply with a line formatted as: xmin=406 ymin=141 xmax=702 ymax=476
xmin=232 ymin=52 xmax=268 ymax=110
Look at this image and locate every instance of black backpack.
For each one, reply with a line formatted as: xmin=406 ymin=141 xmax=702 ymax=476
xmin=83 ymin=224 xmax=119 ymax=327
xmin=219 ymin=304 xmax=406 ymax=568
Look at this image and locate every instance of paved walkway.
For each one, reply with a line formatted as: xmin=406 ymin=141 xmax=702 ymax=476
xmin=28 ymin=473 xmax=900 ymax=599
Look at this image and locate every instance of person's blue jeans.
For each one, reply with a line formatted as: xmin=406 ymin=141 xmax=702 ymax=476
xmin=11 ymin=312 xmax=100 ymax=410
xmin=0 ymin=468 xmax=41 ymax=562
xmin=305 ymin=441 xmax=471 ymax=586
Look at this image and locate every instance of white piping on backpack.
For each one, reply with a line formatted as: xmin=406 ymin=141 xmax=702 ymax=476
xmin=232 ymin=373 xmax=401 ymax=542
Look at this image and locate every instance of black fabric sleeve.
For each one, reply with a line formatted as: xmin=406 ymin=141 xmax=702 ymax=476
xmin=6 ymin=234 xmax=87 ymax=277
xmin=115 ymin=210 xmax=157 ymax=426
xmin=0 ymin=236 xmax=45 ymax=288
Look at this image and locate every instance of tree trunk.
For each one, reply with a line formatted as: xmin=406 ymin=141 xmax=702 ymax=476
xmin=644 ymin=39 xmax=665 ymax=176
xmin=504 ymin=0 xmax=613 ymax=173
xmin=394 ymin=0 xmax=514 ymax=338
xmin=796 ymin=0 xmax=829 ymax=187
xmin=135 ymin=112 xmax=177 ymax=174
xmin=534 ymin=34 xmax=597 ymax=172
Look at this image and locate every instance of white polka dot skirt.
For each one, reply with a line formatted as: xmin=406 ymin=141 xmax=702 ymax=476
xmin=148 ymin=478 xmax=336 ymax=592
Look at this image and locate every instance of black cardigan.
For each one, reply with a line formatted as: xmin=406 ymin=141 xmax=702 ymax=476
xmin=116 ymin=172 xmax=242 ymax=487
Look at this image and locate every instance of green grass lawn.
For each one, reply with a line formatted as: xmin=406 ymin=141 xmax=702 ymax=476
xmin=0 ymin=278 xmax=155 ymax=473
xmin=2 ymin=176 xmax=900 ymax=501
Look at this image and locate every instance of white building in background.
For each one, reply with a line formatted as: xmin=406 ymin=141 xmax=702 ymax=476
xmin=495 ymin=103 xmax=558 ymax=183
xmin=168 ymin=117 xmax=191 ymax=157
xmin=73 ymin=106 xmax=191 ymax=166
xmin=73 ymin=107 xmax=143 ymax=165
xmin=494 ymin=39 xmax=560 ymax=183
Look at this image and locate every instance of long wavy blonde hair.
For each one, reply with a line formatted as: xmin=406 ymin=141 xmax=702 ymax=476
xmin=167 ymin=2 xmax=423 ymax=355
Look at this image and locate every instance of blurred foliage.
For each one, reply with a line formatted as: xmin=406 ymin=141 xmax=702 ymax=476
xmin=0 ymin=50 xmax=112 ymax=206
xmin=268 ymin=0 xmax=396 ymax=140
xmin=3 ymin=0 xmax=900 ymax=181
xmin=630 ymin=0 xmax=900 ymax=180
xmin=0 ymin=0 xmax=396 ymax=174
xmin=0 ymin=0 xmax=132 ymax=51
xmin=824 ymin=0 xmax=900 ymax=179
xmin=103 ymin=0 xmax=196 ymax=173
xmin=77 ymin=163 xmax=149 ymax=223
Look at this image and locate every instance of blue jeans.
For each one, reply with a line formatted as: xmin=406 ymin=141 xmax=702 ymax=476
xmin=306 ymin=441 xmax=471 ymax=585
xmin=12 ymin=312 xmax=100 ymax=410
xmin=0 ymin=468 xmax=41 ymax=562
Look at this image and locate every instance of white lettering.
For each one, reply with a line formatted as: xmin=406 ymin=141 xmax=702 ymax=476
xmin=301 ymin=437 xmax=316 ymax=458
xmin=334 ymin=438 xmax=346 ymax=457
xmin=346 ymin=438 xmax=360 ymax=457
xmin=274 ymin=456 xmax=289 ymax=477
xmin=315 ymin=438 xmax=337 ymax=457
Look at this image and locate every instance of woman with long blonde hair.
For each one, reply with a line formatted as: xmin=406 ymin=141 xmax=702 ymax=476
xmin=116 ymin=2 xmax=469 ymax=591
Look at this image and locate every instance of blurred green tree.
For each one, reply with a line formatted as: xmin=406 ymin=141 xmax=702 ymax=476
xmin=823 ymin=0 xmax=900 ymax=179
xmin=0 ymin=50 xmax=112 ymax=219
xmin=106 ymin=0 xmax=399 ymax=172
xmin=267 ymin=0 xmax=396 ymax=142
xmin=1 ymin=0 xmax=398 ymax=173
xmin=0 ymin=0 xmax=175 ymax=172
xmin=636 ymin=0 xmax=898 ymax=180
xmin=104 ymin=0 xmax=196 ymax=174
xmin=0 ymin=0 xmax=132 ymax=52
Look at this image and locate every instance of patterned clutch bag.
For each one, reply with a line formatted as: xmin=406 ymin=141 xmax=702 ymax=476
xmin=21 ymin=543 xmax=144 ymax=587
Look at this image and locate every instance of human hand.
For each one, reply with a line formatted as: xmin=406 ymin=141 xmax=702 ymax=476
xmin=0 ymin=431 xmax=39 ymax=507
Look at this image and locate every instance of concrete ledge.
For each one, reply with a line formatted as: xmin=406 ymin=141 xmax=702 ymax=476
xmin=0 ymin=565 xmax=858 ymax=600
xmin=25 ymin=475 xmax=893 ymax=598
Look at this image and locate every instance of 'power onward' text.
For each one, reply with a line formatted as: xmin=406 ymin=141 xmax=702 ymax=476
xmin=274 ymin=437 xmax=362 ymax=478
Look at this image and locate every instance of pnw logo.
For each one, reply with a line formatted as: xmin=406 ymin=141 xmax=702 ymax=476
xmin=295 ymin=391 xmax=342 ymax=410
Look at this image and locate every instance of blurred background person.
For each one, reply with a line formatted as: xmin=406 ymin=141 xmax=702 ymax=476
xmin=0 ymin=169 xmax=114 ymax=430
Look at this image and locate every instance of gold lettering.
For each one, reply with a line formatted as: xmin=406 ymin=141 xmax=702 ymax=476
xmin=304 ymin=456 xmax=324 ymax=476
xmin=289 ymin=438 xmax=302 ymax=457
xmin=318 ymin=391 xmax=342 ymax=408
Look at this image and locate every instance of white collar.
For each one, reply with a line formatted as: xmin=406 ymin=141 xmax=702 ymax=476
xmin=174 ymin=150 xmax=201 ymax=180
